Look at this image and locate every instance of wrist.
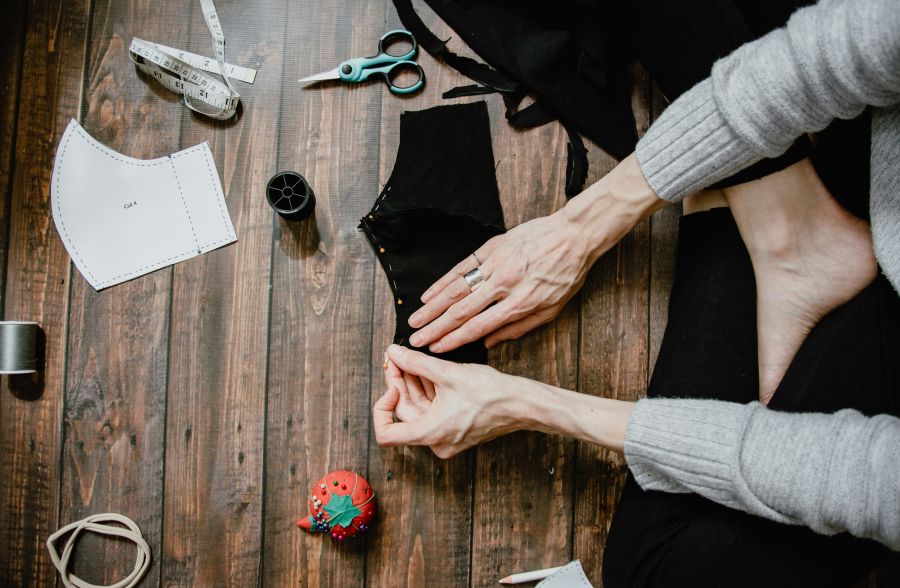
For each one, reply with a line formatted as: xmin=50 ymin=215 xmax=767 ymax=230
xmin=558 ymin=153 xmax=665 ymax=265
xmin=515 ymin=380 xmax=635 ymax=452
xmin=498 ymin=375 xmax=557 ymax=431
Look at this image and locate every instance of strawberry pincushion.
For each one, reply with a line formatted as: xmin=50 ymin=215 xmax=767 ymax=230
xmin=297 ymin=470 xmax=376 ymax=540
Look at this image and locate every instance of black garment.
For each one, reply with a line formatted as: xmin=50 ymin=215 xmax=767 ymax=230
xmin=395 ymin=0 xmax=816 ymax=193
xmin=394 ymin=0 xmax=635 ymax=197
xmin=811 ymin=109 xmax=872 ymax=222
xmin=394 ymin=0 xmax=635 ymax=196
xmin=359 ymin=102 xmax=505 ymax=364
xmin=623 ymin=0 xmax=815 ymax=189
xmin=602 ymin=209 xmax=900 ymax=588
xmin=395 ymin=0 xmax=637 ymax=159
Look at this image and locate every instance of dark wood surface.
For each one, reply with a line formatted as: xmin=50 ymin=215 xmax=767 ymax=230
xmin=1 ymin=1 xmax=897 ymax=587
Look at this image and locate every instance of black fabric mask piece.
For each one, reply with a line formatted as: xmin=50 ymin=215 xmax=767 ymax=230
xmin=359 ymin=102 xmax=505 ymax=364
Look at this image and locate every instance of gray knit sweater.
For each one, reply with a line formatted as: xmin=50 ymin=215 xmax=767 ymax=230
xmin=625 ymin=0 xmax=900 ymax=550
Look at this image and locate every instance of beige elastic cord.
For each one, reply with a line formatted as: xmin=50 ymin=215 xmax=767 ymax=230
xmin=47 ymin=513 xmax=151 ymax=588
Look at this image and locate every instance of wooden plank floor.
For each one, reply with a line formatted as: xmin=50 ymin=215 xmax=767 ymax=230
xmin=1 ymin=1 xmax=896 ymax=587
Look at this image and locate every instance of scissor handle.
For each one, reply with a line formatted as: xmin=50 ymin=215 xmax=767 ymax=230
xmin=382 ymin=61 xmax=425 ymax=95
xmin=337 ymin=29 xmax=424 ymax=94
xmin=377 ymin=29 xmax=417 ymax=61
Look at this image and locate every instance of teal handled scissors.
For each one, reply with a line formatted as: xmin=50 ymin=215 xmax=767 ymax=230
xmin=299 ymin=29 xmax=425 ymax=95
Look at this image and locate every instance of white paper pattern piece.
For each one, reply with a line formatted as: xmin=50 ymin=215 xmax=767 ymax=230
xmin=51 ymin=119 xmax=236 ymax=290
xmin=536 ymin=560 xmax=594 ymax=588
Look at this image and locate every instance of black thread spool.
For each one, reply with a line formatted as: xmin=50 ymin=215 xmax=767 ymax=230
xmin=266 ymin=171 xmax=316 ymax=220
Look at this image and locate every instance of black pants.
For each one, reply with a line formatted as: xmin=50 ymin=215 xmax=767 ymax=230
xmin=601 ymin=4 xmax=888 ymax=580
xmin=601 ymin=209 xmax=900 ymax=588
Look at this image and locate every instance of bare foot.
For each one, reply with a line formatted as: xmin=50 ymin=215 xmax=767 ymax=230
xmin=724 ymin=160 xmax=877 ymax=403
xmin=752 ymin=206 xmax=875 ymax=402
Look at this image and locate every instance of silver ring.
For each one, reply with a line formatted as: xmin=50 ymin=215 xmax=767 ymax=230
xmin=463 ymin=267 xmax=484 ymax=291
xmin=471 ymin=251 xmax=482 ymax=265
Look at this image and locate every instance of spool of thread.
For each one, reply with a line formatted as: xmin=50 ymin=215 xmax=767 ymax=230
xmin=0 ymin=321 xmax=40 ymax=375
xmin=266 ymin=171 xmax=316 ymax=220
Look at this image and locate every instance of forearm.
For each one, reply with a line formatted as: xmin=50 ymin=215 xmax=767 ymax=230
xmin=639 ymin=0 xmax=900 ymax=202
xmin=625 ymin=398 xmax=900 ymax=550
xmin=555 ymin=153 xmax=665 ymax=266
xmin=511 ymin=379 xmax=634 ymax=452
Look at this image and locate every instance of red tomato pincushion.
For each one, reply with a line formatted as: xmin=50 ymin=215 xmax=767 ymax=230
xmin=297 ymin=470 xmax=376 ymax=540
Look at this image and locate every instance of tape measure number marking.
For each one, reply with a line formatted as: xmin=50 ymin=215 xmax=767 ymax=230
xmin=128 ymin=0 xmax=256 ymax=120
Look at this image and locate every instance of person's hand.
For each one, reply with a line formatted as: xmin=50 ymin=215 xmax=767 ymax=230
xmin=373 ymin=345 xmax=636 ymax=456
xmin=407 ymin=213 xmax=592 ymax=353
xmin=373 ymin=345 xmax=541 ymax=458
xmin=406 ymin=154 xmax=665 ymax=353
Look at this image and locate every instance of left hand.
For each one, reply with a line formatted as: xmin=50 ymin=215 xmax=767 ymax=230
xmin=374 ymin=345 xmax=537 ymax=458
xmin=406 ymin=154 xmax=666 ymax=353
xmin=406 ymin=212 xmax=593 ymax=353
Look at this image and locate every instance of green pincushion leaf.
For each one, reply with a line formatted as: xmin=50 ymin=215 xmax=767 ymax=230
xmin=324 ymin=493 xmax=361 ymax=529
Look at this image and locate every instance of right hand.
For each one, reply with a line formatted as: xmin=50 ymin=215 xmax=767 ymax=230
xmin=407 ymin=210 xmax=593 ymax=352
xmin=375 ymin=345 xmax=537 ymax=458
xmin=375 ymin=344 xmax=636 ymax=457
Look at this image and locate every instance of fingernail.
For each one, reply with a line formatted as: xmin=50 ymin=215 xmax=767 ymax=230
xmin=388 ymin=344 xmax=403 ymax=355
xmin=430 ymin=342 xmax=444 ymax=353
xmin=409 ymin=334 xmax=423 ymax=347
xmin=421 ymin=287 xmax=433 ymax=300
xmin=408 ymin=312 xmax=421 ymax=327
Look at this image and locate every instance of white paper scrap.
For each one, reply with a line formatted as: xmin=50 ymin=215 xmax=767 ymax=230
xmin=536 ymin=560 xmax=594 ymax=588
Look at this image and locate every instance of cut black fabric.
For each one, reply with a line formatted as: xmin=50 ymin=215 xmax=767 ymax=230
xmin=394 ymin=0 xmax=819 ymax=194
xmin=393 ymin=0 xmax=636 ymax=197
xmin=602 ymin=209 xmax=899 ymax=588
xmin=359 ymin=101 xmax=505 ymax=364
xmin=397 ymin=0 xmax=637 ymax=156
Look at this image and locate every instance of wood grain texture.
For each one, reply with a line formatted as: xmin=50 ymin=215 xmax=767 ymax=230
xmin=364 ymin=6 xmax=475 ymax=587
xmin=56 ymin=1 xmax=190 ymax=585
xmin=470 ymin=50 xmax=579 ymax=588
xmin=8 ymin=2 xmax=891 ymax=587
xmin=0 ymin=0 xmax=26 ymax=310
xmin=160 ymin=0 xmax=284 ymax=585
xmin=572 ymin=65 xmax=654 ymax=586
xmin=0 ymin=0 xmax=88 ymax=585
xmin=469 ymin=142 xmax=579 ymax=588
xmin=260 ymin=1 xmax=384 ymax=586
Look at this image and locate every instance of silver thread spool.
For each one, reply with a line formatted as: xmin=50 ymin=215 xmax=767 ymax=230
xmin=0 ymin=321 xmax=40 ymax=374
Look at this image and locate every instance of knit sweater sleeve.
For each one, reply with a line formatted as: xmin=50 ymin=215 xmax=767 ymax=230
xmin=623 ymin=398 xmax=900 ymax=550
xmin=636 ymin=0 xmax=900 ymax=202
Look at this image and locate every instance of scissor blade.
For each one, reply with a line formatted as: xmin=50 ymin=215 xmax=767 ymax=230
xmin=299 ymin=67 xmax=341 ymax=84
